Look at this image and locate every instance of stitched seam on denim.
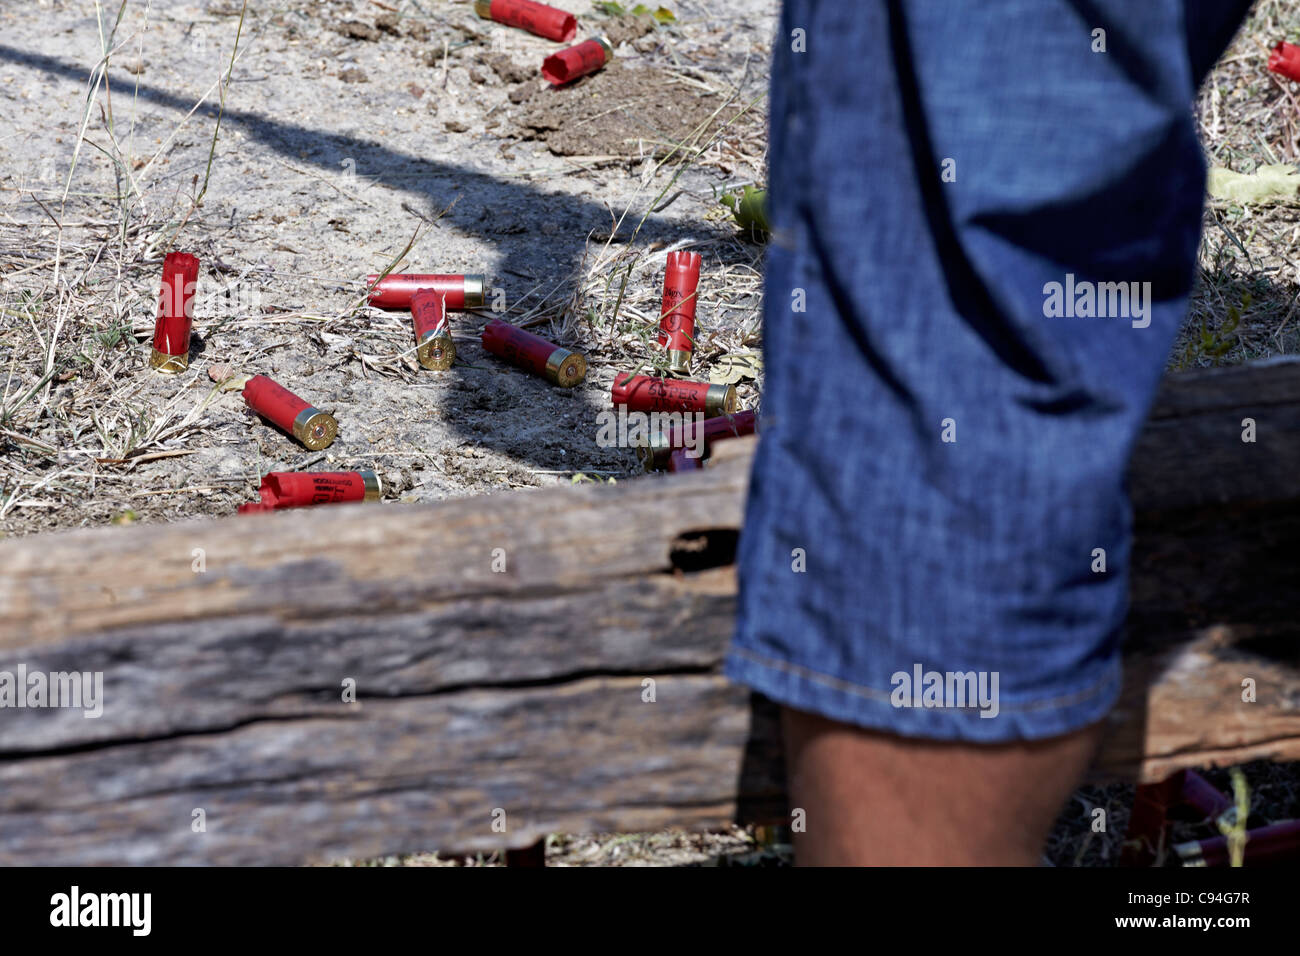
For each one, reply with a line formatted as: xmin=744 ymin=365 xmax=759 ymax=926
xmin=728 ymin=645 xmax=1119 ymax=715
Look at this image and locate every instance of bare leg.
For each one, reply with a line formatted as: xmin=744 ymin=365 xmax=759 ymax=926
xmin=782 ymin=707 xmax=1104 ymax=866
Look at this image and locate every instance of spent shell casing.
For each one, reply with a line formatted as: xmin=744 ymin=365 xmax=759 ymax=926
xmin=1270 ymin=41 xmax=1300 ymax=82
xmin=149 ymin=251 xmax=200 ymax=373
xmin=541 ymin=36 xmax=614 ymax=86
xmin=611 ymin=373 xmax=735 ymax=418
xmin=366 ymin=273 xmax=486 ymax=310
xmin=241 ymin=374 xmax=338 ymax=451
xmin=238 ymin=470 xmax=381 ymax=513
xmin=481 ymin=318 xmax=587 ymax=387
xmin=411 ymin=289 xmax=455 ymax=371
xmin=657 ymin=250 xmax=701 ymax=375
xmin=639 ymin=408 xmax=756 ymax=470
xmin=475 ymin=0 xmax=577 ymax=42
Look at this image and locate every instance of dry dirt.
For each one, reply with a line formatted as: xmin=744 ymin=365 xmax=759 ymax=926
xmin=0 ymin=0 xmax=769 ymax=534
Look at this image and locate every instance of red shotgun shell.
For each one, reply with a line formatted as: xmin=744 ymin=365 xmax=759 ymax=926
xmin=474 ymin=0 xmax=577 ymax=43
xmin=611 ymin=373 xmax=736 ymax=418
xmin=1269 ymin=41 xmax=1300 ymax=83
xmin=639 ymin=409 xmax=756 ymax=470
xmin=541 ymin=36 xmax=614 ymax=86
xmin=411 ymin=289 xmax=455 ymax=371
xmin=366 ymin=273 xmax=485 ymax=310
xmin=657 ymin=250 xmax=701 ymax=375
xmin=668 ymin=447 xmax=704 ymax=473
xmin=481 ymin=318 xmax=587 ymax=387
xmin=239 ymin=470 xmax=381 ymax=514
xmin=150 ymin=251 xmax=200 ymax=373
xmin=241 ymin=375 xmax=338 ymax=450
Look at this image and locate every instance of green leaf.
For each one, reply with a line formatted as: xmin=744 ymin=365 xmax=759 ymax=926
xmin=626 ymin=3 xmax=673 ymax=21
xmin=720 ymin=185 xmax=770 ymax=240
xmin=593 ymin=2 xmax=626 ymax=15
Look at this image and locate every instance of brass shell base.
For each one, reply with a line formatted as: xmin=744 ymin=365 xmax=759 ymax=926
xmin=704 ymin=383 xmax=738 ymax=418
xmin=667 ymin=349 xmax=692 ymax=376
xmin=417 ymin=332 xmax=456 ymax=371
xmin=149 ymin=348 xmax=188 ymax=374
xmin=291 ymin=407 xmax=339 ymax=451
xmin=637 ymin=432 xmax=671 ymax=471
xmin=462 ymin=274 xmax=486 ymax=309
xmin=545 ymin=347 xmax=588 ymax=388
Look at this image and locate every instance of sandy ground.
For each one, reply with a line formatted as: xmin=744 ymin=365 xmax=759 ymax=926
xmin=0 ymin=0 xmax=768 ymax=533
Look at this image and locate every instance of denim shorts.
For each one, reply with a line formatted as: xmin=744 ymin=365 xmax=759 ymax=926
xmin=726 ymin=0 xmax=1251 ymax=741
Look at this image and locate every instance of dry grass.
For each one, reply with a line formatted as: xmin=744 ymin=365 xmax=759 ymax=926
xmin=1044 ymin=760 xmax=1300 ymax=868
xmin=0 ymin=0 xmax=767 ymax=531
xmin=331 ymin=825 xmax=788 ymax=867
xmin=1185 ymin=0 xmax=1300 ymax=366
xmin=572 ymin=80 xmax=765 ymax=405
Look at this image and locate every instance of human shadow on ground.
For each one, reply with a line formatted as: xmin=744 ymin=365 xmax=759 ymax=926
xmin=0 ymin=42 xmax=761 ymax=473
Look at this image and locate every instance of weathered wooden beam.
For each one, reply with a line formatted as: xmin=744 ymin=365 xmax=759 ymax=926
xmin=1106 ymin=357 xmax=1300 ymax=779
xmin=0 ymin=361 xmax=1296 ymax=864
xmin=1101 ymin=499 xmax=1300 ymax=781
xmin=1130 ymin=356 xmax=1300 ymax=512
